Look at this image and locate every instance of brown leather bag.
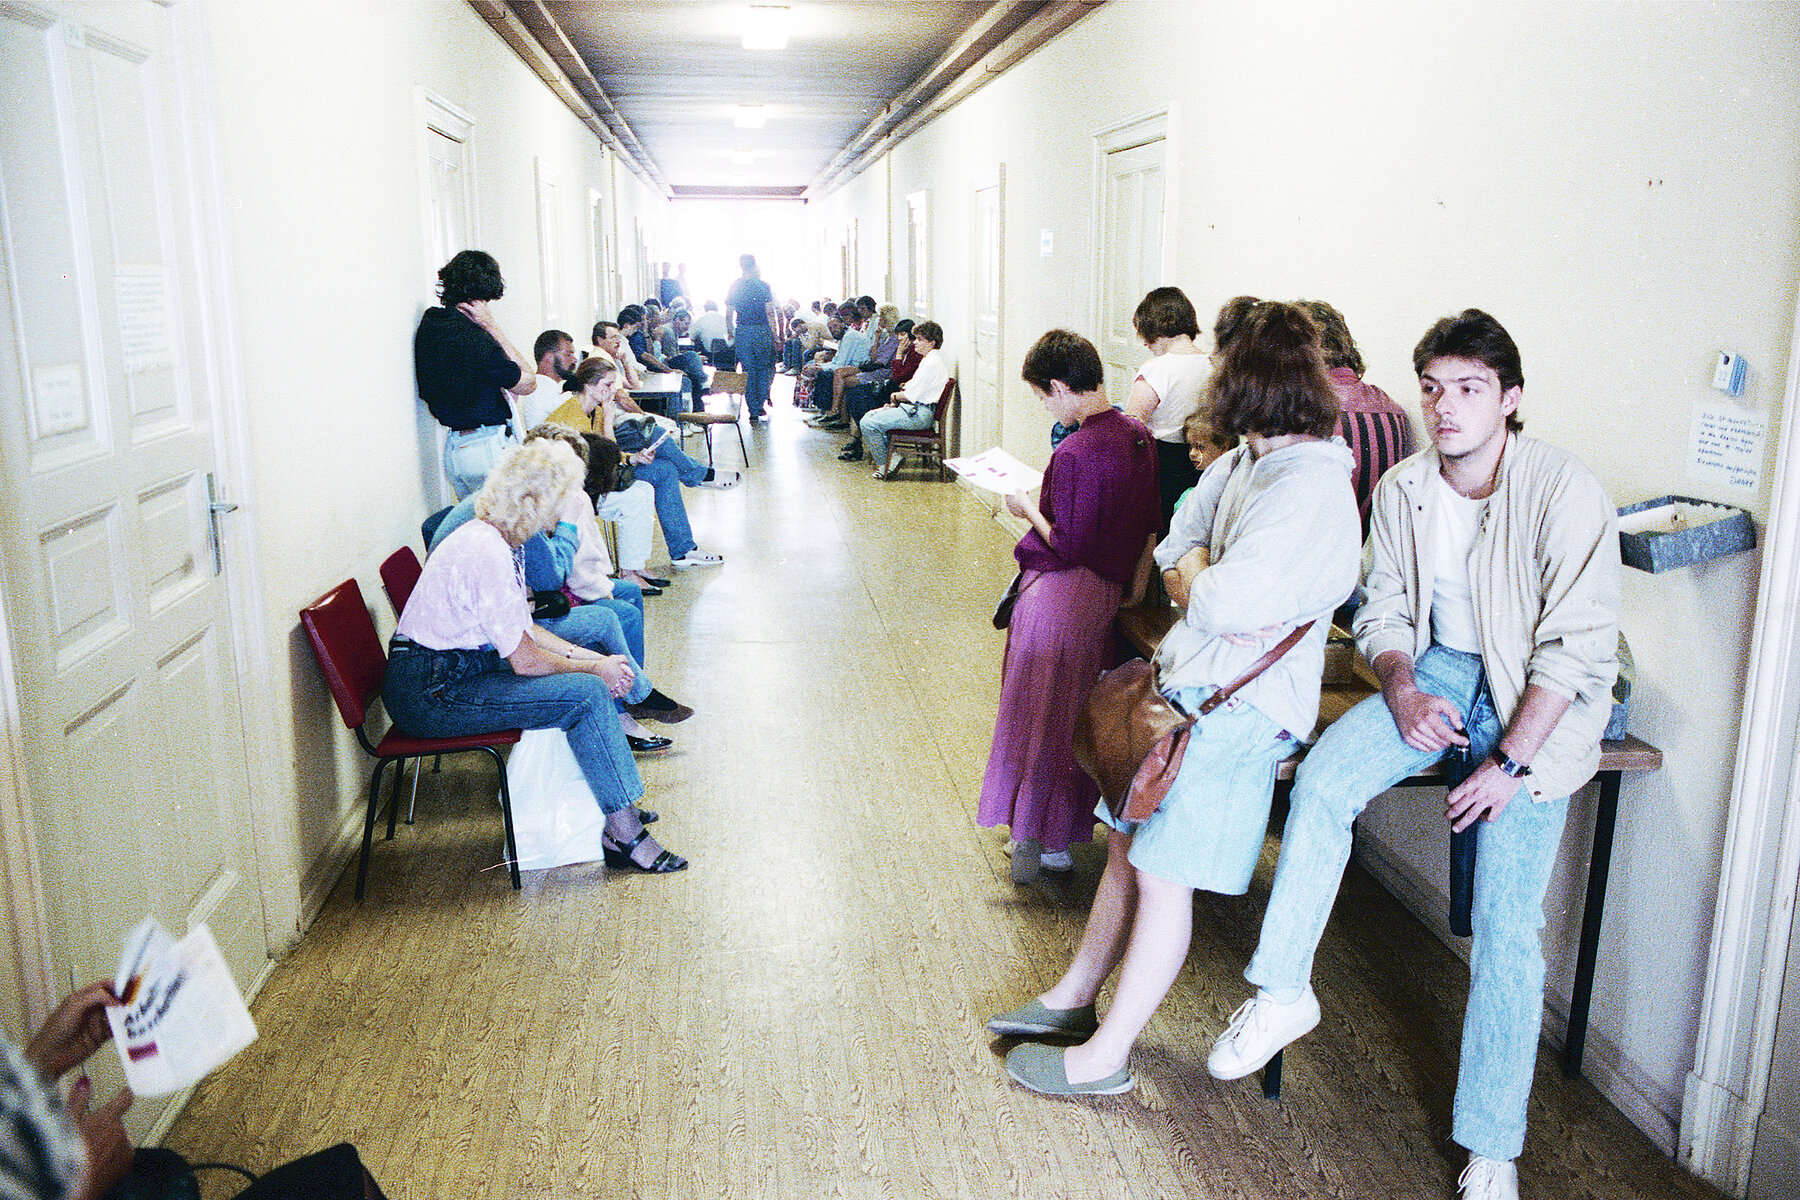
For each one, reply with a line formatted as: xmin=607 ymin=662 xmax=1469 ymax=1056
xmin=1074 ymin=621 xmax=1314 ymax=823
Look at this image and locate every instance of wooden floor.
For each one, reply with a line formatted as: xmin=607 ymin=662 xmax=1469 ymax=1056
xmin=165 ymin=386 xmax=1721 ymax=1199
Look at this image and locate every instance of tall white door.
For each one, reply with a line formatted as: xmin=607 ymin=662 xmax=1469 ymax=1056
xmin=1097 ymin=136 xmax=1166 ymax=399
xmin=0 ymin=0 xmax=263 ymax=1134
xmin=970 ymin=173 xmax=1004 ymax=457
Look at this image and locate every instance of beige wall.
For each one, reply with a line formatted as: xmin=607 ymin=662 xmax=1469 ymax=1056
xmin=812 ymin=0 xmax=1800 ymax=1151
xmin=197 ymin=0 xmax=665 ymax=946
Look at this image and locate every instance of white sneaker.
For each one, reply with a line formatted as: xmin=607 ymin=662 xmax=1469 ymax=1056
xmin=699 ymin=469 xmax=740 ymax=489
xmin=1457 ymin=1155 xmax=1518 ymax=1200
xmin=670 ymin=550 xmax=724 ymax=568
xmin=1039 ymin=849 xmax=1074 ymax=872
xmin=1205 ymin=988 xmax=1321 ymax=1080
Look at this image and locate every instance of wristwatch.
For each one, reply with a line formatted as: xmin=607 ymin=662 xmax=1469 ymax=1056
xmin=1489 ymin=747 xmax=1532 ymax=778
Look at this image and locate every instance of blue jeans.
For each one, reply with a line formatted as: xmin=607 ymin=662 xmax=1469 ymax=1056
xmin=667 ymin=349 xmax=708 ymax=411
xmin=735 ymin=324 xmax=775 ymax=417
xmin=442 ymin=425 xmax=513 ymax=500
xmin=537 ymin=605 xmax=652 ymax=702
xmin=382 ymin=645 xmax=643 ymax=813
xmin=861 ymin=403 xmax=933 ymax=468
xmin=632 ymin=448 xmax=704 ymax=560
xmin=1245 ymin=644 xmax=1569 ymax=1162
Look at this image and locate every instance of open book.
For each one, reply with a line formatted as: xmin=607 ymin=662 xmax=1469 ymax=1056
xmin=945 ymin=447 xmax=1043 ymax=494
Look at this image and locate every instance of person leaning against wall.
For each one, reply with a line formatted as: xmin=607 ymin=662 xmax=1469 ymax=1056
xmin=1122 ymin=286 xmax=1212 ymax=532
xmin=414 ymin=250 xmax=537 ymax=500
xmin=975 ymin=330 xmax=1161 ymax=882
xmin=1206 ymin=309 xmax=1621 ymax=1200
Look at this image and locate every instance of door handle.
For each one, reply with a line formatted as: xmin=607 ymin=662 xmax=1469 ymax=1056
xmin=206 ymin=473 xmax=237 ymax=575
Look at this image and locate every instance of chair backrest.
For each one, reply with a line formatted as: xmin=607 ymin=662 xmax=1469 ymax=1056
xmin=710 ymin=370 xmax=748 ymax=396
xmin=932 ymin=377 xmax=957 ymax=429
xmin=300 ymin=579 xmax=387 ymax=731
xmin=421 ymin=505 xmax=453 ymax=548
xmin=379 ymin=546 xmax=423 ymax=619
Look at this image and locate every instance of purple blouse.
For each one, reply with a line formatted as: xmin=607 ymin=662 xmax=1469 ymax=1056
xmin=1015 ymin=408 xmax=1160 ymax=586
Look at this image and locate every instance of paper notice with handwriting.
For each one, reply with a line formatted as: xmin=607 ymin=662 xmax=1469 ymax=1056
xmin=107 ymin=917 xmax=257 ymax=1096
xmin=945 ymin=447 xmax=1043 ymax=494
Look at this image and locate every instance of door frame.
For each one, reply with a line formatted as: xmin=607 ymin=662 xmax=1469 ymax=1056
xmin=1681 ymin=294 xmax=1800 ymax=1194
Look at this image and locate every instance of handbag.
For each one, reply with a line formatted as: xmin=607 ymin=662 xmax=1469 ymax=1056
xmin=992 ymin=571 xmax=1024 ymax=630
xmin=613 ymin=414 xmax=657 ymax=452
xmin=1074 ymin=620 xmax=1314 ymax=823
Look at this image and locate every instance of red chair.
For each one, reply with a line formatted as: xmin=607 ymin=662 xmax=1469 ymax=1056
xmin=884 ymin=377 xmax=958 ymax=480
xmin=379 ymin=546 xmax=423 ymax=618
xmin=300 ymin=579 xmax=522 ymax=899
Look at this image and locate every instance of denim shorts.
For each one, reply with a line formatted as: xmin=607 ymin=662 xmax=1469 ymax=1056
xmin=1097 ymin=687 xmax=1296 ymax=895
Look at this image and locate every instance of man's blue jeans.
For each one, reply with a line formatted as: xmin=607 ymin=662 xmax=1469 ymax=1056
xmin=1245 ymin=644 xmax=1569 ymax=1162
xmin=442 ymin=425 xmax=512 ymax=500
xmin=631 ymin=440 xmax=706 ymax=560
xmin=735 ymin=324 xmax=775 ymax=418
xmin=382 ymin=645 xmax=643 ymax=813
xmin=667 ymin=349 xmax=708 ymax=411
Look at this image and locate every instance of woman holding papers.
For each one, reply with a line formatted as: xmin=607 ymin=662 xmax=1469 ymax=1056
xmin=384 ymin=439 xmax=687 ymax=874
xmin=986 ymin=302 xmax=1359 ymax=1098
xmin=863 ymin=321 xmax=949 ymax=478
xmin=977 ymin=330 xmax=1159 ymax=881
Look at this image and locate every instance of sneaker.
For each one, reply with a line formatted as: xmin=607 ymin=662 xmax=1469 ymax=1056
xmin=1457 ymin=1155 xmax=1519 ymax=1200
xmin=670 ymin=550 xmax=724 ymax=569
xmin=871 ymin=466 xmax=890 ymax=481
xmin=699 ymin=469 xmax=740 ymax=489
xmin=1205 ymin=988 xmax=1321 ymax=1080
xmin=819 ymin=414 xmax=849 ymax=429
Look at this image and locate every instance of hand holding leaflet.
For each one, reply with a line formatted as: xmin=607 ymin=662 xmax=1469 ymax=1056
xmin=107 ymin=917 xmax=256 ymax=1096
xmin=945 ymin=447 xmax=1044 ymax=495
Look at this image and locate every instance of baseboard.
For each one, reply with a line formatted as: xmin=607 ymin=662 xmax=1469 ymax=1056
xmin=1352 ymin=833 xmax=1683 ymax=1155
xmin=295 ymin=801 xmax=371 ymax=936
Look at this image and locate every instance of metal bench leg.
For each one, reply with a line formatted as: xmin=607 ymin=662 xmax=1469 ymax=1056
xmin=1261 ymin=1049 xmax=1283 ymax=1099
xmin=1563 ymin=769 xmax=1621 ymax=1077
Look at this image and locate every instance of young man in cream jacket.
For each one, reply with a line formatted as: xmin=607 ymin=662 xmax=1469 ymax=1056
xmin=1206 ymin=309 xmax=1621 ymax=1200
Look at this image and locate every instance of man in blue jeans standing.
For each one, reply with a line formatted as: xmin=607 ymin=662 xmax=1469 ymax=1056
xmin=1205 ymin=310 xmax=1620 ymax=1200
xmin=725 ymin=253 xmax=778 ymax=419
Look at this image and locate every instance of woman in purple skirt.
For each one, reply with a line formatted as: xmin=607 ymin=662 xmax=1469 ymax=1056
xmin=978 ymin=330 xmax=1160 ymax=882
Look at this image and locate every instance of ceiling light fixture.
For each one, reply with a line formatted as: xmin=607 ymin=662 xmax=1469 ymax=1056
xmin=742 ymin=6 xmax=791 ymax=50
xmin=733 ymin=104 xmax=766 ymax=129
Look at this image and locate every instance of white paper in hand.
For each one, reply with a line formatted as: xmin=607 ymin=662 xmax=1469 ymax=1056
xmin=945 ymin=447 xmax=1043 ymax=495
xmin=108 ymin=917 xmax=257 ymax=1096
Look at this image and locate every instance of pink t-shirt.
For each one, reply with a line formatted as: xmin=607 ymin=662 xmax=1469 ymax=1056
xmin=396 ymin=519 xmax=530 ymax=655
xmin=562 ymin=489 xmax=615 ymax=602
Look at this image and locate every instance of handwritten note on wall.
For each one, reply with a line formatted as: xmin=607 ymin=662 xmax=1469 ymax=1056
xmin=1688 ymin=402 xmax=1765 ymax=492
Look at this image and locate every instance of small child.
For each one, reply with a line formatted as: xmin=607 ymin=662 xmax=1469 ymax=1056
xmin=1183 ymin=408 xmax=1237 ymax=475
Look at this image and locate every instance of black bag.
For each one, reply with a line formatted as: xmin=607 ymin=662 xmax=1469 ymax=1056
xmin=613 ymin=415 xmax=655 ymax=453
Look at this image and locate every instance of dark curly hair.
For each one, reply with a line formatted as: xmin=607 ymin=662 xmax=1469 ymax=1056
xmin=1202 ymin=301 xmax=1339 ymax=439
xmin=1133 ymin=287 xmax=1201 ymax=343
xmin=1211 ymin=295 xmax=1261 ymax=355
xmin=437 ymin=250 xmax=505 ymax=306
xmin=1021 ymin=329 xmax=1103 ymax=394
xmin=1414 ymin=309 xmax=1525 ymax=433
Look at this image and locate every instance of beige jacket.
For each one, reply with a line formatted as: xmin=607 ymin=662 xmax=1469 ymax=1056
xmin=1353 ymin=435 xmax=1621 ymax=802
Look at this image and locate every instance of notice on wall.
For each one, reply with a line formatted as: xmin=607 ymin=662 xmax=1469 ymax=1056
xmin=1688 ymin=402 xmax=1765 ymax=492
xmin=115 ymin=263 xmax=174 ymax=373
xmin=30 ymin=363 xmax=87 ymax=438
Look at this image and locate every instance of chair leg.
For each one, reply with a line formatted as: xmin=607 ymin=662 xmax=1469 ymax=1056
xmin=483 ymin=746 xmax=522 ymax=890
xmin=405 ymin=757 xmax=421 ymax=824
xmin=1262 ymin=1049 xmax=1283 ymax=1099
xmin=733 ymin=420 xmax=749 ymax=467
xmin=387 ymin=756 xmax=407 ymax=840
xmin=356 ymin=759 xmax=393 ymax=901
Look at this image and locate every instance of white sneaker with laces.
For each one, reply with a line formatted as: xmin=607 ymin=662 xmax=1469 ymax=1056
xmin=1205 ymin=988 xmax=1321 ymax=1079
xmin=700 ymin=469 xmax=740 ymax=489
xmin=1457 ymin=1155 xmax=1518 ymax=1200
xmin=670 ymin=550 xmax=724 ymax=568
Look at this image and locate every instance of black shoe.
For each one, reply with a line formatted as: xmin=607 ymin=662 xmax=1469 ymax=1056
xmin=838 ymin=444 xmax=864 ymax=461
xmin=636 ymin=807 xmax=658 ymax=824
xmin=627 ymin=689 xmax=694 ymax=724
xmin=603 ymin=828 xmax=687 ymax=873
xmin=628 ymin=574 xmax=672 ymax=589
xmin=627 ymin=733 xmax=673 ymax=753
xmin=633 ymin=582 xmax=664 ymax=597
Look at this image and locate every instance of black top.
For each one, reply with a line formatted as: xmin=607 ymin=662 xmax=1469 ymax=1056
xmin=726 ymin=276 xmax=773 ymax=327
xmin=414 ymin=306 xmax=521 ymax=429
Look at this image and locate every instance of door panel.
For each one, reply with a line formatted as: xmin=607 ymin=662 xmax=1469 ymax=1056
xmin=0 ymin=0 xmax=261 ymax=1135
xmin=1098 ymin=138 xmax=1165 ymax=398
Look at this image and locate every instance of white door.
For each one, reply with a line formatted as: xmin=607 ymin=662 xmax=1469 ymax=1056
xmin=0 ymin=0 xmax=263 ymax=1134
xmin=1097 ymin=136 xmax=1166 ymax=399
xmin=1749 ymin=873 xmax=1800 ymax=1197
xmin=970 ymin=173 xmax=1004 ymax=457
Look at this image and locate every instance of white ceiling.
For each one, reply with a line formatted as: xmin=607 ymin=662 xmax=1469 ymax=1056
xmin=486 ymin=2 xmax=1096 ymax=196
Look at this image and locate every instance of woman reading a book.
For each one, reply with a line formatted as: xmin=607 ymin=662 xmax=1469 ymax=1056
xmin=976 ymin=330 xmax=1160 ymax=882
xmin=985 ymin=302 xmax=1359 ymax=1096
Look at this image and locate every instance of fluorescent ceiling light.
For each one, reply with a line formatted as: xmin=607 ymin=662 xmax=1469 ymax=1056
xmin=742 ymin=6 xmax=791 ymax=50
xmin=730 ymin=150 xmax=755 ymax=165
xmin=733 ymin=105 xmax=766 ymax=129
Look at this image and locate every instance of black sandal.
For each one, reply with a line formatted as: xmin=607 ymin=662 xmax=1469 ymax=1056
xmin=603 ymin=829 xmax=687 ymax=873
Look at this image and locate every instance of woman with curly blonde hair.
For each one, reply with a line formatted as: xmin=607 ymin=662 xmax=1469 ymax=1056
xmin=383 ymin=439 xmax=686 ymax=873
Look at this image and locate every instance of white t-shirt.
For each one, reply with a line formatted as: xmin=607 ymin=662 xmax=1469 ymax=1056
xmin=517 ymin=372 xmax=567 ymax=436
xmin=1430 ymin=472 xmax=1487 ymax=654
xmin=692 ymin=310 xmax=728 ymax=347
xmin=1135 ymin=352 xmax=1211 ymax=442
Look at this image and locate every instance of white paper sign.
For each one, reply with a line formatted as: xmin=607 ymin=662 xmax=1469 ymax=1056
xmin=107 ymin=917 xmax=256 ymax=1096
xmin=115 ymin=264 xmax=174 ymax=373
xmin=30 ymin=363 xmax=86 ymax=437
xmin=945 ymin=447 xmax=1044 ymax=495
xmin=1688 ymin=402 xmax=1765 ymax=491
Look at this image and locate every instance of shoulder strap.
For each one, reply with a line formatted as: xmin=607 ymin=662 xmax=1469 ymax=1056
xmin=1195 ymin=620 xmax=1316 ymax=716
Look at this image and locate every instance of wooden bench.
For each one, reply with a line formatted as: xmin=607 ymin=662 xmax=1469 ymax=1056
xmin=1115 ymin=604 xmax=1662 ymax=1095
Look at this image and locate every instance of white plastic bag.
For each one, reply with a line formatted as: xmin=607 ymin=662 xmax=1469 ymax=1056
xmin=505 ymin=729 xmax=608 ymax=870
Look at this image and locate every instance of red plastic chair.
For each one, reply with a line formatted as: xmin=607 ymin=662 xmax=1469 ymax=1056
xmin=379 ymin=546 xmax=423 ymax=619
xmin=884 ymin=377 xmax=958 ymax=480
xmin=300 ymin=579 xmax=522 ymax=899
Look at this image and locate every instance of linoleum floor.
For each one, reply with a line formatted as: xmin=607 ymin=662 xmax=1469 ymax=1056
xmin=164 ymin=387 xmax=1720 ymax=1199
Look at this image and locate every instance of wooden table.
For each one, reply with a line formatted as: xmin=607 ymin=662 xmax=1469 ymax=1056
xmin=1115 ymin=604 xmax=1662 ymax=1090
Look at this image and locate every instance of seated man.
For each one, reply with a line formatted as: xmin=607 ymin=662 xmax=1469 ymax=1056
xmin=864 ymin=320 xmax=949 ymax=479
xmin=1206 ymin=309 xmax=1621 ymax=1200
xmin=620 ymin=304 xmax=705 ymax=414
xmin=691 ymin=300 xmax=730 ymax=366
xmin=804 ymin=302 xmax=875 ymax=427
